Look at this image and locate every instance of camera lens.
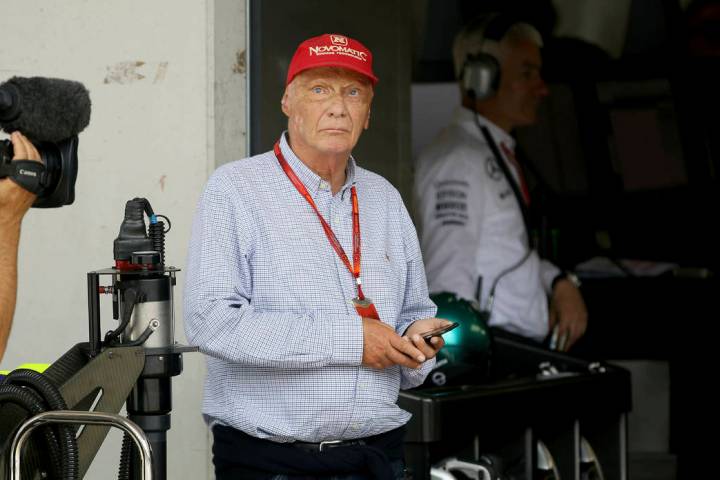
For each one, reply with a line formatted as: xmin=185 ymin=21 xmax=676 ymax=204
xmin=0 ymin=139 xmax=13 ymax=164
xmin=33 ymin=137 xmax=78 ymax=208
xmin=0 ymin=136 xmax=78 ymax=208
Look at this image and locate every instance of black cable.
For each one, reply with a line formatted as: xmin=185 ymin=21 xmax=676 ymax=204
xmin=475 ymin=115 xmax=533 ymax=241
xmin=483 ymin=249 xmax=533 ymax=316
xmin=148 ymin=220 xmax=166 ymax=265
xmin=120 ymin=323 xmax=155 ymax=347
xmin=117 ymin=431 xmax=135 ymax=480
xmin=105 ymin=288 xmax=143 ymax=346
xmin=155 ymin=214 xmax=171 ymax=233
xmin=471 ymin=109 xmax=533 ymax=320
xmin=0 ymin=384 xmax=64 ymax=478
xmin=136 ymin=197 xmax=153 ymax=217
xmin=5 ymin=369 xmax=79 ymax=479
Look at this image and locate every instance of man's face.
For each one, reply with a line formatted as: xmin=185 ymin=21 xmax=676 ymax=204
xmin=282 ymin=67 xmax=373 ymax=157
xmin=494 ymin=39 xmax=549 ymax=127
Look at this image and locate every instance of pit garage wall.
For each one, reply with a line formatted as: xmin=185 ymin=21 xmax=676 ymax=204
xmin=0 ymin=1 xmax=246 ymax=478
xmin=249 ymin=0 xmax=414 ymax=204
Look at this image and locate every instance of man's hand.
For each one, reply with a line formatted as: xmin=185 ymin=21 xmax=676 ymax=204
xmin=549 ymin=280 xmax=588 ymax=351
xmin=0 ymin=132 xmax=40 ymax=223
xmin=403 ymin=317 xmax=450 ymax=362
xmin=362 ymin=318 xmax=428 ymax=370
xmin=0 ymin=132 xmax=41 ymax=361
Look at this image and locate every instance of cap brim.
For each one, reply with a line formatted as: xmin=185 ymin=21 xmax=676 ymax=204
xmin=289 ymin=61 xmax=378 ymax=86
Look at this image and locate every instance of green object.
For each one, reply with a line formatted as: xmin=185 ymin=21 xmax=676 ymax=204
xmin=0 ymin=363 xmax=50 ymax=376
xmin=431 ymin=292 xmax=491 ymax=353
xmin=425 ymin=292 xmax=492 ymax=387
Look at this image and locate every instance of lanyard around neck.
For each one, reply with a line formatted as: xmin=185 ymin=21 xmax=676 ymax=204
xmin=273 ymin=141 xmax=366 ymax=300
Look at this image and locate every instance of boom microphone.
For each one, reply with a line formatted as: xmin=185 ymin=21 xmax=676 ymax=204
xmin=0 ymin=76 xmax=91 ymax=142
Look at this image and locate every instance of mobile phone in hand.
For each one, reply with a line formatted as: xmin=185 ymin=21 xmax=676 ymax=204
xmin=420 ymin=322 xmax=459 ymax=344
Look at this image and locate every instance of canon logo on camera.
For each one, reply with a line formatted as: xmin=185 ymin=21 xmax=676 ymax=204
xmin=19 ymin=169 xmax=37 ymax=177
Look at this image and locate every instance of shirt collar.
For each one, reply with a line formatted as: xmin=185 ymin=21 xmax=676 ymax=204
xmin=342 ymin=155 xmax=357 ymax=196
xmin=278 ymin=132 xmax=357 ymax=198
xmin=452 ymin=106 xmax=516 ymax=152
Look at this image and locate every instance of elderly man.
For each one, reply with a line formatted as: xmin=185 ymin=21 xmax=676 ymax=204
xmin=0 ymin=132 xmax=39 ymax=362
xmin=415 ymin=14 xmax=587 ymax=351
xmin=185 ymin=33 xmax=449 ymax=479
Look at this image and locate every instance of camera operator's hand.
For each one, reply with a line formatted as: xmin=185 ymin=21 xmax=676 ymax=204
xmin=1 ymin=132 xmax=40 ymax=361
xmin=0 ymin=132 xmax=40 ymax=222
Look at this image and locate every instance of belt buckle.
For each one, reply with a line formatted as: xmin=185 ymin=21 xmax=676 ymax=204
xmin=319 ymin=440 xmax=343 ymax=452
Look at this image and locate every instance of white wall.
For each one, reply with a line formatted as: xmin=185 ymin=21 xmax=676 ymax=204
xmin=0 ymin=0 xmax=246 ymax=478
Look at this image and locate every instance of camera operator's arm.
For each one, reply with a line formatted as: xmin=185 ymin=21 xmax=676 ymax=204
xmin=0 ymin=132 xmax=39 ymax=361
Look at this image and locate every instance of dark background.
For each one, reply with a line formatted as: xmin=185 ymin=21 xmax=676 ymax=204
xmin=251 ymin=0 xmax=719 ymax=274
xmin=249 ymin=1 xmax=719 ymax=478
xmin=414 ymin=0 xmax=719 ymax=274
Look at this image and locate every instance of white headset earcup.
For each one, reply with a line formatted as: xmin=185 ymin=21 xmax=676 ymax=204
xmin=462 ymin=53 xmax=501 ymax=101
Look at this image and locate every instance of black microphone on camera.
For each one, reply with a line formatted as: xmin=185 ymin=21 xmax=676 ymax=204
xmin=0 ymin=76 xmax=91 ymax=142
xmin=0 ymin=76 xmax=91 ymax=208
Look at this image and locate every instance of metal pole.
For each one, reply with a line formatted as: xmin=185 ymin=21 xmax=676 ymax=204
xmin=87 ymin=272 xmax=101 ymax=356
xmin=10 ymin=410 xmax=153 ymax=480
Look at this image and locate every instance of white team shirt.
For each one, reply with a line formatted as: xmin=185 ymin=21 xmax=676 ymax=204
xmin=414 ymin=107 xmax=560 ymax=341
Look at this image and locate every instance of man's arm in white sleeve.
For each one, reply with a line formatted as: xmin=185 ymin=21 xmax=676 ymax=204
xmin=539 ymin=259 xmax=562 ymax=294
xmin=416 ymin=148 xmax=485 ymax=302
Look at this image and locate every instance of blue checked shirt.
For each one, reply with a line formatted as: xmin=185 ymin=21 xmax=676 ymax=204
xmin=184 ymin=133 xmax=437 ymax=443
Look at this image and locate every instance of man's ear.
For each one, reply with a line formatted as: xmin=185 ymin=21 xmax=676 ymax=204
xmin=281 ymin=90 xmax=291 ymax=117
xmin=364 ymin=109 xmax=371 ymax=130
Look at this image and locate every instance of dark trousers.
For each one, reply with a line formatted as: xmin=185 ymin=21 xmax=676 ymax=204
xmin=212 ymin=424 xmax=407 ymax=480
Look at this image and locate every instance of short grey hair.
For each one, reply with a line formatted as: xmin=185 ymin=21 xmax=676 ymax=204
xmin=452 ymin=14 xmax=544 ymax=79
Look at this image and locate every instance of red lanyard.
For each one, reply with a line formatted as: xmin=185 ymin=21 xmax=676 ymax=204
xmin=500 ymin=142 xmax=531 ymax=206
xmin=273 ymin=141 xmax=367 ymax=300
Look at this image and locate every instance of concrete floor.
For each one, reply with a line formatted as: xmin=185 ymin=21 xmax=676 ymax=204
xmin=610 ymin=360 xmax=676 ymax=480
xmin=629 ymin=452 xmax=677 ymax=480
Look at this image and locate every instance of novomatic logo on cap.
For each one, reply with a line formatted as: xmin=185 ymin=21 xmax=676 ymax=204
xmin=286 ymin=33 xmax=379 ymax=86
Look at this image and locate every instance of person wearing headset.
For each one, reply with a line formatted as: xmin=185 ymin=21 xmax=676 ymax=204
xmin=0 ymin=132 xmax=40 ymax=362
xmin=414 ymin=14 xmax=587 ymax=351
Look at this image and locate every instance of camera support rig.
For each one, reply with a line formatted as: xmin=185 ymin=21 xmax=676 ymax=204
xmin=0 ymin=198 xmax=196 ymax=480
xmin=86 ymin=197 xmax=197 ymax=479
xmin=86 ymin=266 xmax=195 ymax=480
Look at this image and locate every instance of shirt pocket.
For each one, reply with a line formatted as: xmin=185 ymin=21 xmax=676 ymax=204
xmin=361 ymin=249 xmax=405 ymax=328
xmin=254 ymin=228 xmax=344 ymax=310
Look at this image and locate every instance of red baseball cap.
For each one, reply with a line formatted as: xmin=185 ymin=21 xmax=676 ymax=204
xmin=286 ymin=33 xmax=379 ymax=86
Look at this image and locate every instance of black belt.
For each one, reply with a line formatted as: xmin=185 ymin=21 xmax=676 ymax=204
xmin=212 ymin=424 xmax=405 ymax=480
xmin=289 ymin=426 xmax=402 ymax=453
xmin=292 ymin=438 xmax=367 ymax=452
